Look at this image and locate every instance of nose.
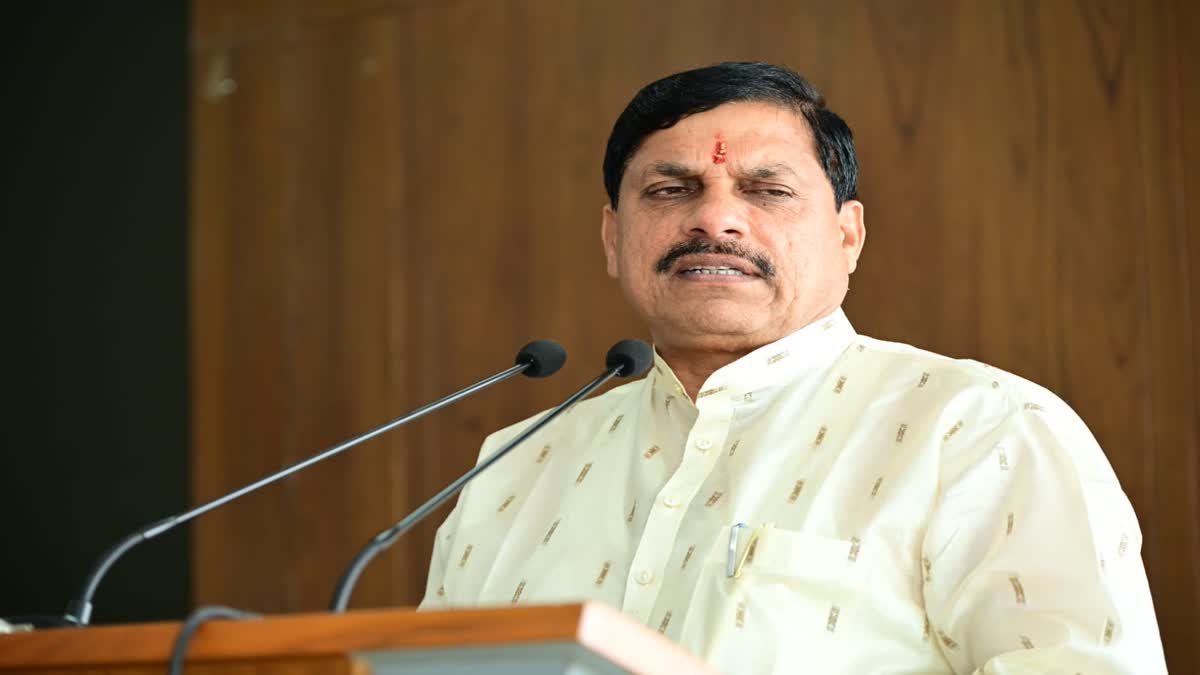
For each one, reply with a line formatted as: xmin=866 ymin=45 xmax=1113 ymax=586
xmin=686 ymin=188 xmax=750 ymax=240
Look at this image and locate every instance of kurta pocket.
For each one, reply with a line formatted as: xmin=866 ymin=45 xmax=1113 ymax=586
xmin=678 ymin=525 xmax=877 ymax=674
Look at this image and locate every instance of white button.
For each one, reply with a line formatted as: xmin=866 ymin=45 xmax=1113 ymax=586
xmin=636 ymin=570 xmax=655 ymax=585
xmin=663 ymin=495 xmax=681 ymax=509
xmin=695 ymin=438 xmax=713 ymax=450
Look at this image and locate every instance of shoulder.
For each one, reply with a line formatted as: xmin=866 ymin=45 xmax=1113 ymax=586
xmin=855 ymin=334 xmax=1115 ymax=483
xmin=855 ymin=334 xmax=1070 ymax=414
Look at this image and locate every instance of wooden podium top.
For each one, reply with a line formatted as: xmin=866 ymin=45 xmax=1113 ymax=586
xmin=0 ymin=602 xmax=717 ymax=675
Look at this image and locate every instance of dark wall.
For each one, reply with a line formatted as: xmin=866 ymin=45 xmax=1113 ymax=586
xmin=2 ymin=4 xmax=189 ymax=624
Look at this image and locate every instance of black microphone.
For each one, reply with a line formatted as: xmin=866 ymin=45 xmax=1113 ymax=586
xmin=328 ymin=339 xmax=654 ymax=612
xmin=60 ymin=340 xmax=566 ymax=626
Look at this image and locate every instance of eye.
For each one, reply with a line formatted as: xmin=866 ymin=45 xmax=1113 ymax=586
xmin=745 ymin=187 xmax=795 ymax=202
xmin=645 ymin=185 xmax=694 ymax=198
xmin=743 ymin=181 xmax=795 ymax=199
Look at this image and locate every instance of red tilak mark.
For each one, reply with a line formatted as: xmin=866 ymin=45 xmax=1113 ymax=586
xmin=712 ymin=140 xmax=728 ymax=164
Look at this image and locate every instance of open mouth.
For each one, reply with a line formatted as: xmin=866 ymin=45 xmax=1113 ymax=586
xmin=671 ymin=253 xmax=761 ymax=280
xmin=655 ymin=239 xmax=775 ymax=279
xmin=680 ymin=266 xmax=751 ymax=277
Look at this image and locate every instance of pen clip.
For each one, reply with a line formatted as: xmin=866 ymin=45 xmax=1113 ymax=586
xmin=728 ymin=522 xmax=774 ymax=579
xmin=726 ymin=523 xmax=747 ymax=578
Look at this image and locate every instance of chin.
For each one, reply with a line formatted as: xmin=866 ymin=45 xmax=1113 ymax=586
xmin=674 ymin=313 xmax=771 ymax=345
xmin=635 ymin=297 xmax=772 ymax=346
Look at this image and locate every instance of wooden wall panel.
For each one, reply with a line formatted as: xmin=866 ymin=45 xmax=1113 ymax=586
xmin=191 ymin=37 xmax=295 ymax=612
xmin=1161 ymin=0 xmax=1200 ymax=668
xmin=189 ymin=1 xmax=1199 ymax=671
xmin=1137 ymin=0 xmax=1200 ymax=668
xmin=1037 ymin=0 xmax=1149 ymax=551
xmin=284 ymin=14 xmax=415 ymax=609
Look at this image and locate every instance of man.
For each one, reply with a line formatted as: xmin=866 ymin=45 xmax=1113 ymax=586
xmin=420 ymin=62 xmax=1167 ymax=674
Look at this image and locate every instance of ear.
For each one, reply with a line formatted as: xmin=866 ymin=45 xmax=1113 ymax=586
xmin=836 ymin=199 xmax=866 ymax=273
xmin=601 ymin=203 xmax=620 ymax=278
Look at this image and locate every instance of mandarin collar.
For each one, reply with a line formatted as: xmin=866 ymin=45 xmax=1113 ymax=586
xmin=650 ymin=307 xmax=857 ymax=407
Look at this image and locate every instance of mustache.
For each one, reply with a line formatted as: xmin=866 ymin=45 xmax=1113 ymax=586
xmin=654 ymin=238 xmax=776 ymax=278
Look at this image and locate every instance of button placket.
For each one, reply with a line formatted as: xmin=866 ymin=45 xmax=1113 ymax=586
xmin=623 ymin=397 xmax=733 ymax=621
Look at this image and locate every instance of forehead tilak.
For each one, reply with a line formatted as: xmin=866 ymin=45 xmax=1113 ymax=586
xmin=712 ymin=136 xmax=728 ymax=164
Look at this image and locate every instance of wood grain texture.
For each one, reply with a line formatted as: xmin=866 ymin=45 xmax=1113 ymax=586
xmin=189 ymin=1 xmax=1200 ymax=671
xmin=191 ymin=35 xmax=295 ymax=613
xmin=2 ymin=606 xmax=583 ymax=665
xmin=283 ymin=10 xmax=414 ymax=612
xmin=1164 ymin=0 xmax=1200 ymax=670
xmin=0 ymin=604 xmax=711 ymax=675
xmin=1136 ymin=0 xmax=1200 ymax=668
xmin=4 ymin=659 xmax=363 ymax=675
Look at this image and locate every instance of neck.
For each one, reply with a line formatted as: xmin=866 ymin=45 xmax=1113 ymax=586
xmin=650 ymin=306 xmax=845 ymax=399
xmin=655 ymin=343 xmax=751 ymax=401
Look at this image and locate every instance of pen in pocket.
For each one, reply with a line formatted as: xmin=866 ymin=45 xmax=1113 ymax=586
xmin=727 ymin=522 xmax=774 ymax=578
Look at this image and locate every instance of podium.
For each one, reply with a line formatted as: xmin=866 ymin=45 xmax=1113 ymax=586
xmin=0 ymin=602 xmax=717 ymax=674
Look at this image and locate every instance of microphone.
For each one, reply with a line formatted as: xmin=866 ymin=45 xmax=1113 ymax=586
xmin=61 ymin=340 xmax=566 ymax=626
xmin=329 ymin=339 xmax=654 ymax=612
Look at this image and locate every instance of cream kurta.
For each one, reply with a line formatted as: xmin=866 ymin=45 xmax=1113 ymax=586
xmin=419 ymin=308 xmax=1166 ymax=674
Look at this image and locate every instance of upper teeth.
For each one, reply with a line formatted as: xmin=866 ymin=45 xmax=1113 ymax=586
xmin=684 ymin=266 xmax=746 ymax=275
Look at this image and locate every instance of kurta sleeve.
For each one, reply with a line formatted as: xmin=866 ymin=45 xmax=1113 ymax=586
xmin=921 ymin=402 xmax=1167 ymax=674
xmin=417 ymin=499 xmax=463 ymax=609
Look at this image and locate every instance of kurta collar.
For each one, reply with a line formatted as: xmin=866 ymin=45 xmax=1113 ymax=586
xmin=650 ymin=307 xmax=858 ymax=407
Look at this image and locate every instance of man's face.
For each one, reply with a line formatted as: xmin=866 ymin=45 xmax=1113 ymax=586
xmin=602 ymin=101 xmax=866 ymax=356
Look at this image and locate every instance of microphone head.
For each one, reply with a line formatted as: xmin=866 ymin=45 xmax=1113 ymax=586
xmin=605 ymin=339 xmax=654 ymax=378
xmin=516 ymin=340 xmax=567 ymax=378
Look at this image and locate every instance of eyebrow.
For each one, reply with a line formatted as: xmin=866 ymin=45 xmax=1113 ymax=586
xmin=641 ymin=160 xmax=801 ymax=182
xmin=745 ymin=163 xmax=800 ymax=180
xmin=644 ymin=161 xmax=695 ymax=179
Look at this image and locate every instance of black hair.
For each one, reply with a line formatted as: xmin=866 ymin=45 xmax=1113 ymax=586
xmin=602 ymin=61 xmax=858 ymax=210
